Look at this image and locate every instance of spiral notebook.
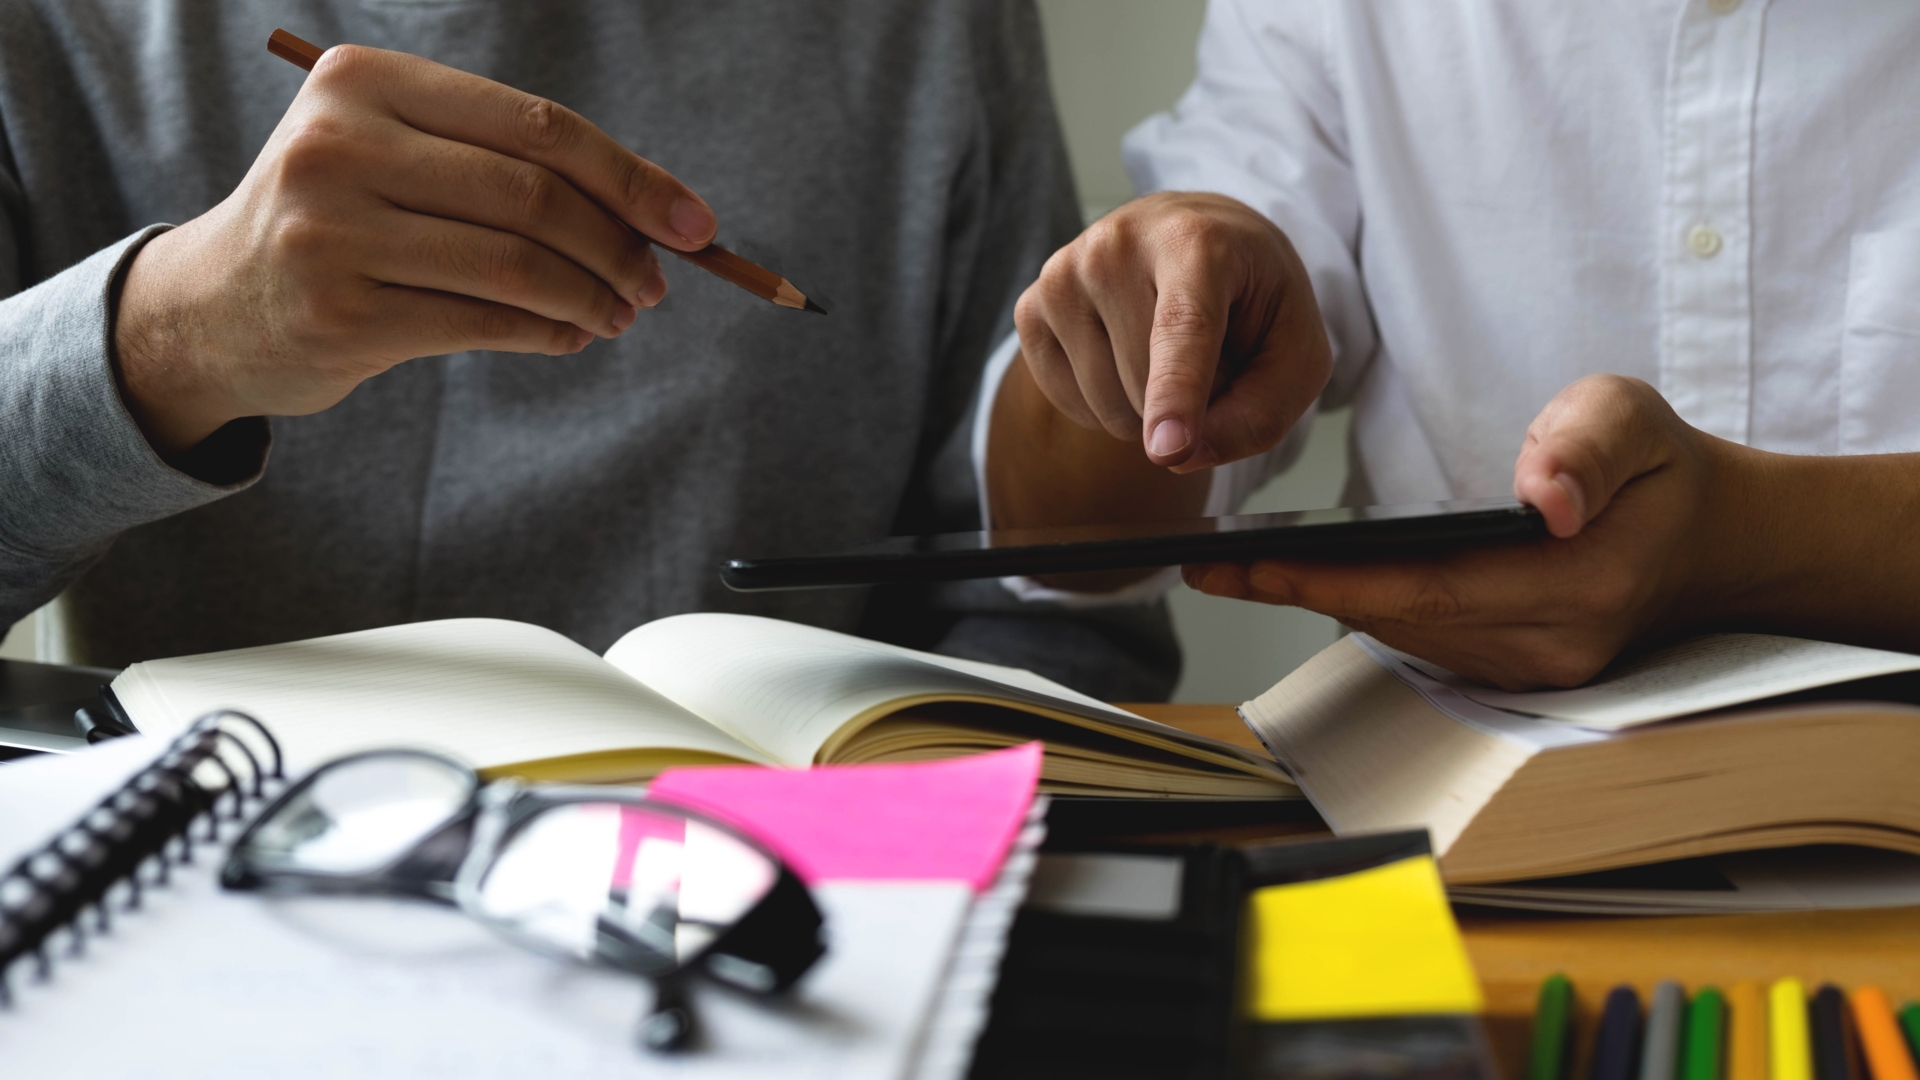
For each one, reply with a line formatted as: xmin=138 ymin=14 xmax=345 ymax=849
xmin=0 ymin=723 xmax=1042 ymax=1079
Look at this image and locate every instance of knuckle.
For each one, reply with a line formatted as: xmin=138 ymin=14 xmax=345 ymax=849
xmin=1156 ymin=208 xmax=1224 ymax=254
xmin=1033 ymin=267 xmax=1083 ymax=313
xmin=474 ymin=236 xmax=536 ymax=293
xmin=1150 ymin=296 xmax=1217 ymax=354
xmin=1076 ymin=218 xmax=1135 ymax=267
xmin=503 ymin=163 xmax=559 ymax=224
xmin=1013 ymin=288 xmax=1043 ymax=332
xmin=512 ymin=96 xmax=578 ymax=157
xmin=273 ymin=118 xmax=351 ymax=185
xmin=468 ymin=300 xmax=523 ymax=344
xmin=308 ymin=43 xmax=376 ymax=85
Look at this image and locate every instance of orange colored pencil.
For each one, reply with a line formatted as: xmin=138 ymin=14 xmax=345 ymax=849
xmin=1852 ymin=987 xmax=1920 ymax=1080
xmin=265 ymin=29 xmax=824 ymax=314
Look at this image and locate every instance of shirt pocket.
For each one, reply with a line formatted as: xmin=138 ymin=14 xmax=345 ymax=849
xmin=1840 ymin=228 xmax=1920 ymax=454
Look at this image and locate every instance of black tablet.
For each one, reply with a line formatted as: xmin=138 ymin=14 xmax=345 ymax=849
xmin=721 ymin=496 xmax=1546 ymax=591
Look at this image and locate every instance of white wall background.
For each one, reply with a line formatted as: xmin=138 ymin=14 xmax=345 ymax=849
xmin=3 ymin=0 xmax=1348 ymax=703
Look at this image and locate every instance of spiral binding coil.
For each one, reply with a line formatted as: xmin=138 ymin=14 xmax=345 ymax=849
xmin=0 ymin=711 xmax=283 ymax=1005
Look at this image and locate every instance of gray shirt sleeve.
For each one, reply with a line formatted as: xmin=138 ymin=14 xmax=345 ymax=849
xmin=0 ymin=226 xmax=269 ymax=626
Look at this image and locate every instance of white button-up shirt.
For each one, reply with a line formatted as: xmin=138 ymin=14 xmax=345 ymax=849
xmin=1101 ymin=0 xmax=1920 ymax=505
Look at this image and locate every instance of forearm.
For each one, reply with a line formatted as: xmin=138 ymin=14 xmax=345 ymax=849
xmin=987 ymin=351 xmax=1210 ymax=528
xmin=1711 ymin=447 xmax=1920 ymax=650
xmin=985 ymin=353 xmax=1209 ymax=593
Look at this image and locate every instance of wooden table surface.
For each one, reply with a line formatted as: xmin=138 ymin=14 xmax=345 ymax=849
xmin=1126 ymin=704 xmax=1920 ymax=1078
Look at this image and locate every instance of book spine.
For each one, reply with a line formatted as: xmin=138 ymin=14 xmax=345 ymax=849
xmin=0 ymin=712 xmax=282 ymax=1003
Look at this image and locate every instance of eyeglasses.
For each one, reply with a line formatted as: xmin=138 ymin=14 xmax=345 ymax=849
xmin=220 ymin=749 xmax=826 ymax=1052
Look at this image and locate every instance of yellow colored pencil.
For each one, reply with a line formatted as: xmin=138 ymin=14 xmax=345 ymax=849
xmin=1852 ymin=987 xmax=1920 ymax=1080
xmin=1729 ymin=981 xmax=1770 ymax=1080
xmin=1770 ymin=979 xmax=1811 ymax=1080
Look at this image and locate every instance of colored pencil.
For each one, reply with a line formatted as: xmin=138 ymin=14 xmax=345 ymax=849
xmin=1644 ymin=981 xmax=1687 ymax=1080
xmin=1772 ymin=980 xmax=1812 ymax=1080
xmin=1592 ymin=985 xmax=1644 ymax=1080
xmin=1811 ymin=985 xmax=1861 ymax=1080
xmin=1902 ymin=1004 xmax=1920 ymax=1065
xmin=1529 ymin=973 xmax=1575 ymax=1080
xmin=1684 ymin=987 xmax=1727 ymax=1080
xmin=265 ymin=28 xmax=826 ymax=315
xmin=1730 ymin=982 xmax=1770 ymax=1080
xmin=1850 ymin=988 xmax=1919 ymax=1080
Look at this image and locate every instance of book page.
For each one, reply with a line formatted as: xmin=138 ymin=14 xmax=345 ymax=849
xmin=112 ymin=619 xmax=767 ymax=773
xmin=602 ymin=613 xmax=1256 ymax=768
xmin=1415 ymin=633 xmax=1920 ymax=730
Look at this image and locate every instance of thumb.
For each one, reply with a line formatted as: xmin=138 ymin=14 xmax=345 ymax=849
xmin=1140 ymin=285 xmax=1229 ymax=468
xmin=1513 ymin=375 xmax=1682 ymax=538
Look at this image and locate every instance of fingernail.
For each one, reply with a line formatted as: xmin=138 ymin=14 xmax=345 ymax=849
xmin=668 ymin=199 xmax=716 ymax=245
xmin=635 ymin=271 xmax=666 ymax=308
xmin=1551 ymin=471 xmax=1586 ymax=520
xmin=1148 ymin=418 xmax=1190 ymax=458
xmin=610 ymin=304 xmax=637 ymax=334
xmin=572 ymin=327 xmax=593 ymax=351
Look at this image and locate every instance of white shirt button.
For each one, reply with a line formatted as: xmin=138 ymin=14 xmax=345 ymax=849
xmin=1687 ymin=224 xmax=1724 ymax=258
xmin=1708 ymin=0 xmax=1741 ymax=13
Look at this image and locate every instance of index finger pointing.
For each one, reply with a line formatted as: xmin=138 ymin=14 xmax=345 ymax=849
xmin=1142 ymin=283 xmax=1229 ymax=468
xmin=313 ymin=46 xmax=718 ymax=250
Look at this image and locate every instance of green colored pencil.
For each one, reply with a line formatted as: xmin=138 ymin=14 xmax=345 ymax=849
xmin=1530 ymin=973 xmax=1575 ymax=1080
xmin=1900 ymin=1004 xmax=1920 ymax=1067
xmin=1685 ymin=987 xmax=1728 ymax=1080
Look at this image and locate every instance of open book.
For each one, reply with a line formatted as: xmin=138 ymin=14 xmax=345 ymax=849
xmin=113 ymin=614 xmax=1294 ymax=799
xmin=1240 ymin=632 xmax=1920 ymax=883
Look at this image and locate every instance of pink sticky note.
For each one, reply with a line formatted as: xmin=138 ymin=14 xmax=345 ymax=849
xmin=648 ymin=743 xmax=1042 ymax=892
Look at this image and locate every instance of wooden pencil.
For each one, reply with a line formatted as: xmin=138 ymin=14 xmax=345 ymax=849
xmin=265 ymin=29 xmax=825 ymax=315
xmin=1729 ymin=982 xmax=1770 ymax=1080
xmin=1851 ymin=988 xmax=1919 ymax=1080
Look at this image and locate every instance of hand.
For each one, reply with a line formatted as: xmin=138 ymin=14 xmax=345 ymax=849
xmin=1012 ymin=191 xmax=1332 ymax=473
xmin=114 ymin=45 xmax=719 ymax=455
xmin=1183 ymin=376 xmax=1755 ymax=689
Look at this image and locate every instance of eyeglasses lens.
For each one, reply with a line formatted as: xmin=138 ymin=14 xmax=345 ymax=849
xmin=469 ymin=803 xmax=778 ymax=979
xmin=243 ymin=755 xmax=475 ymax=876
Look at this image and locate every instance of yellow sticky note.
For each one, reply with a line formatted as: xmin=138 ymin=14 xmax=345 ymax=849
xmin=1247 ymin=855 xmax=1483 ymax=1020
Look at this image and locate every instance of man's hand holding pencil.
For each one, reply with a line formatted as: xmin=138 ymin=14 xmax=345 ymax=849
xmin=114 ymin=35 xmax=727 ymax=456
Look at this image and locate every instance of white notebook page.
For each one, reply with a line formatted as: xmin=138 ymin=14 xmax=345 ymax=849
xmin=112 ymin=619 xmax=765 ymax=772
xmin=0 ymin=739 xmax=995 ymax=1080
xmin=603 ymin=613 xmax=1163 ymax=766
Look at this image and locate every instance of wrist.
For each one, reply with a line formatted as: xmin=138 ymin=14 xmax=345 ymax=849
xmin=112 ymin=226 xmax=245 ymax=456
xmin=1673 ymin=437 xmax=1781 ymax=631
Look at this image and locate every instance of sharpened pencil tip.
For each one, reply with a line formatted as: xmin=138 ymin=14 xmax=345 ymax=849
xmin=803 ymin=298 xmax=830 ymax=315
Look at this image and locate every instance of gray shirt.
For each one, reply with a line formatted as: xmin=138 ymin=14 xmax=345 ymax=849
xmin=0 ymin=0 xmax=1179 ymax=699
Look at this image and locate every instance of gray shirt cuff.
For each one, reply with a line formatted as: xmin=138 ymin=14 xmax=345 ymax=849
xmin=0 ymin=227 xmax=270 ymax=613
